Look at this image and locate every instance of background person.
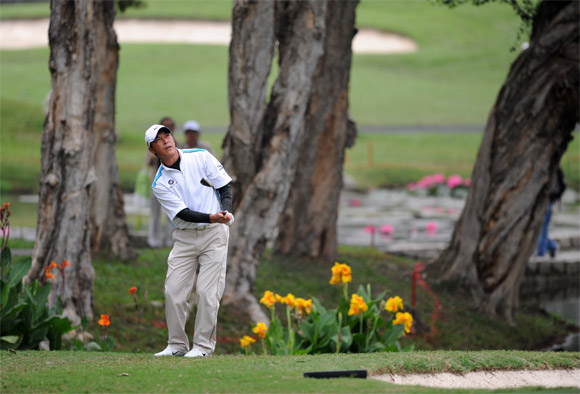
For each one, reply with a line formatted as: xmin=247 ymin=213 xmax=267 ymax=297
xmin=145 ymin=124 xmax=233 ymax=358
xmin=537 ymin=167 xmax=567 ymax=257
xmin=183 ymin=120 xmax=216 ymax=157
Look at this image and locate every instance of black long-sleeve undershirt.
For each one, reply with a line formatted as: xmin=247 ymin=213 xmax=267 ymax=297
xmin=175 ymin=183 xmax=233 ymax=223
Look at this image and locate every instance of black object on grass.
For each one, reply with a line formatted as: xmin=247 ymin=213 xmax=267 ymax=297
xmin=303 ymin=370 xmax=367 ymax=379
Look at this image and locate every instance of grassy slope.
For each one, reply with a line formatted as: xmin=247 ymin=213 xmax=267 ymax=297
xmin=1 ymin=350 xmax=579 ymax=393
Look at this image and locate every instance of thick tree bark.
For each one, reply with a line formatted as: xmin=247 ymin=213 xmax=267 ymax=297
xmin=434 ymin=0 xmax=579 ymax=323
xmin=88 ymin=49 xmax=134 ymax=260
xmin=25 ymin=0 xmax=124 ymax=324
xmin=222 ymin=0 xmax=327 ymax=321
xmin=222 ymin=0 xmax=277 ymax=211
xmin=274 ymin=1 xmax=358 ymax=260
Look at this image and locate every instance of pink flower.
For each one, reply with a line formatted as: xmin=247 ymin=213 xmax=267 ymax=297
xmin=364 ymin=225 xmax=376 ymax=234
xmin=433 ymin=174 xmax=445 ymax=184
xmin=426 ymin=222 xmax=437 ymax=235
xmin=447 ymin=175 xmax=463 ymax=189
xmin=407 ymin=182 xmax=417 ymax=191
xmin=447 ymin=208 xmax=457 ymax=214
xmin=464 ymin=178 xmax=471 ymax=187
xmin=418 ymin=175 xmax=434 ymax=189
xmin=380 ymin=225 xmax=394 ymax=235
xmin=350 ymin=198 xmax=361 ymax=207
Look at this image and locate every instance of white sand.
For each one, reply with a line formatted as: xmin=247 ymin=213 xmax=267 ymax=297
xmin=0 ymin=19 xmax=418 ymax=54
xmin=372 ymin=369 xmax=580 ymax=390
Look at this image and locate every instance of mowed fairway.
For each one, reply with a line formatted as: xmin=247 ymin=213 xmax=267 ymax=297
xmin=1 ymin=350 xmax=579 ymax=393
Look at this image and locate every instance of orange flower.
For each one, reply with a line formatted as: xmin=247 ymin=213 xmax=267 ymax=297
xmin=280 ymin=293 xmax=296 ymax=308
xmin=259 ymin=290 xmax=277 ymax=308
xmin=393 ymin=312 xmax=413 ymax=334
xmin=45 ymin=261 xmax=57 ymax=279
xmin=240 ymin=335 xmax=255 ymax=348
xmin=329 ymin=262 xmax=352 ymax=285
xmin=385 ymin=296 xmax=404 ymax=313
xmin=98 ymin=314 xmax=111 ymax=327
xmin=252 ymin=322 xmax=268 ymax=339
xmin=3 ymin=202 xmax=10 ymax=209
xmin=296 ymin=298 xmax=313 ymax=316
xmin=58 ymin=259 xmax=71 ymax=272
xmin=129 ymin=286 xmax=138 ymax=295
xmin=348 ymin=294 xmax=368 ymax=316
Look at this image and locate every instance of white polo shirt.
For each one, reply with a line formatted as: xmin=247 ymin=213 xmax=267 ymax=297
xmin=151 ymin=148 xmax=232 ymax=229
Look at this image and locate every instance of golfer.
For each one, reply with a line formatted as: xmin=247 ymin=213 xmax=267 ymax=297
xmin=145 ymin=124 xmax=233 ymax=358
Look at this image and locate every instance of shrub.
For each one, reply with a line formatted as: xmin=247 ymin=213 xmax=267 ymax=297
xmin=240 ymin=262 xmax=414 ymax=355
xmin=0 ymin=202 xmax=74 ymax=350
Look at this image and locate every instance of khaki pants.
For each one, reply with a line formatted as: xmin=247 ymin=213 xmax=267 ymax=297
xmin=165 ymin=223 xmax=229 ymax=354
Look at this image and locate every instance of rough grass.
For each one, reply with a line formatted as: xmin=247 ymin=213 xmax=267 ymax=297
xmin=1 ymin=350 xmax=579 ymax=393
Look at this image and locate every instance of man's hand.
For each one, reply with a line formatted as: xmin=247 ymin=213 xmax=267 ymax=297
xmin=209 ymin=210 xmax=234 ymax=224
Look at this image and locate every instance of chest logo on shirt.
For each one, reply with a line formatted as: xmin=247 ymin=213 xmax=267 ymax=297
xmin=168 ymin=179 xmax=176 ymax=187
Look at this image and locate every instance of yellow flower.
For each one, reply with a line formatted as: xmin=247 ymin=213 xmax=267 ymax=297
xmin=240 ymin=335 xmax=256 ymax=348
xmin=275 ymin=293 xmax=284 ymax=303
xmin=329 ymin=262 xmax=352 ymax=285
xmin=348 ymin=294 xmax=368 ymax=316
xmin=385 ymin=296 xmax=404 ymax=313
xmin=280 ymin=293 xmax=296 ymax=308
xmin=260 ymin=290 xmax=277 ymax=308
xmin=252 ymin=322 xmax=268 ymax=339
xmin=393 ymin=312 xmax=413 ymax=334
xmin=295 ymin=298 xmax=313 ymax=316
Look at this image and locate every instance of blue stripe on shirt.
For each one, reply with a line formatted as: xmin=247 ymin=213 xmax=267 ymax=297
xmin=152 ymin=167 xmax=163 ymax=188
xmin=183 ymin=149 xmax=206 ymax=153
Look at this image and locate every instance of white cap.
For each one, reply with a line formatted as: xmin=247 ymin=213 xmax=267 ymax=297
xmin=183 ymin=120 xmax=201 ymax=132
xmin=145 ymin=124 xmax=171 ymax=147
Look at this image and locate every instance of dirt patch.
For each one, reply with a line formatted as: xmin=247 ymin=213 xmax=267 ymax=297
xmin=372 ymin=369 xmax=580 ymax=389
xmin=0 ymin=19 xmax=418 ymax=54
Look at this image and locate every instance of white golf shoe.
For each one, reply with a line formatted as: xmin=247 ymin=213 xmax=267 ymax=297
xmin=154 ymin=345 xmax=186 ymax=357
xmin=184 ymin=348 xmax=210 ymax=358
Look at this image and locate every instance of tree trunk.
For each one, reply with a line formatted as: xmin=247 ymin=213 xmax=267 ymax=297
xmin=222 ymin=0 xmax=277 ymax=211
xmin=25 ymin=0 xmax=121 ymax=325
xmin=88 ymin=46 xmax=134 ymax=260
xmin=274 ymin=1 xmax=358 ymax=260
xmin=434 ymin=0 xmax=579 ymax=324
xmin=222 ymin=0 xmax=327 ymax=321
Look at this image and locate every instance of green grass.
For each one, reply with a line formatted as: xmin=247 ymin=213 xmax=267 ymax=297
xmin=1 ymin=350 xmax=579 ymax=393
xmin=3 ymin=1 xmax=578 ymax=196
xmin=2 ymin=246 xmax=566 ymax=356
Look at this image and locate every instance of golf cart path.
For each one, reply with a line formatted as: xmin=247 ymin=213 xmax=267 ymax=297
xmin=0 ymin=19 xmax=418 ymax=54
xmin=372 ymin=368 xmax=580 ymax=390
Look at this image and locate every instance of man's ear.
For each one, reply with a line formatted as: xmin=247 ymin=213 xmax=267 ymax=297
xmin=148 ymin=147 xmax=156 ymax=156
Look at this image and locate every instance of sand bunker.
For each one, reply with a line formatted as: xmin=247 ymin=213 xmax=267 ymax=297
xmin=0 ymin=19 xmax=418 ymax=54
xmin=372 ymin=369 xmax=580 ymax=390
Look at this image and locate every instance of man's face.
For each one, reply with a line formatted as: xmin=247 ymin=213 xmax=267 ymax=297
xmin=148 ymin=131 xmax=176 ymax=157
xmin=185 ymin=130 xmax=199 ymax=147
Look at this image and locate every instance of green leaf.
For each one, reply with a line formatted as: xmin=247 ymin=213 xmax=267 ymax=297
xmin=8 ymin=258 xmax=31 ymax=287
xmin=382 ymin=323 xmax=405 ymax=347
xmin=1 ymin=279 xmax=9 ymax=308
xmin=311 ymin=297 xmax=326 ymax=315
xmin=0 ymin=335 xmax=20 ymax=344
xmin=0 ymin=247 xmax=11 ymax=267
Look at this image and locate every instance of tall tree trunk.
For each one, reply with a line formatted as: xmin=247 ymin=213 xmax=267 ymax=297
xmin=222 ymin=0 xmax=277 ymax=210
xmin=88 ymin=46 xmax=134 ymax=260
xmin=25 ymin=0 xmax=121 ymax=325
xmin=434 ymin=0 xmax=579 ymax=324
xmin=222 ymin=0 xmax=327 ymax=321
xmin=274 ymin=1 xmax=358 ymax=260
